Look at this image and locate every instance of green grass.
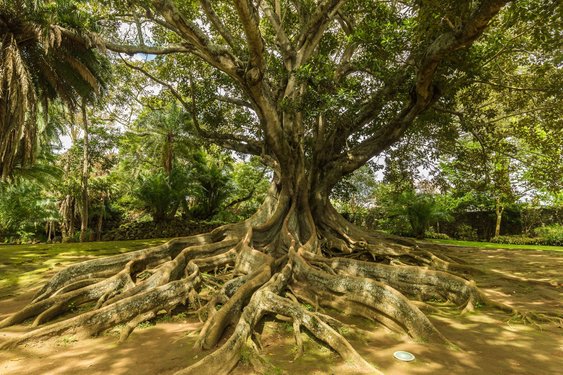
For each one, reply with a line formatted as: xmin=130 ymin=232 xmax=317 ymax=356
xmin=0 ymin=238 xmax=169 ymax=296
xmin=1 ymin=236 xmax=561 ymax=299
xmin=425 ymin=238 xmax=563 ymax=252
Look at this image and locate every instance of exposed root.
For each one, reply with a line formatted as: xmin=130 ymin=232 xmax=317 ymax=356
xmin=292 ymin=250 xmax=449 ymax=344
xmin=0 ymin=199 xmax=555 ymax=374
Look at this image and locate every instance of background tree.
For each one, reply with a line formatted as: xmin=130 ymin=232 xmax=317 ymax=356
xmin=0 ymin=0 xmax=109 ymax=179
xmin=133 ymin=167 xmax=189 ymax=223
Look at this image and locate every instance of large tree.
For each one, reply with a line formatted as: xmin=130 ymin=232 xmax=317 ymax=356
xmin=1 ymin=1 xmax=560 ymax=374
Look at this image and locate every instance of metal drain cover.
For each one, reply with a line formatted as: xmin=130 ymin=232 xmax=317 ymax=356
xmin=393 ymin=351 xmax=415 ymax=362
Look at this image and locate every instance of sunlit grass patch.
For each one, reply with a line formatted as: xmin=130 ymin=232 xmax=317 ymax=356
xmin=0 ymin=238 xmax=169 ymax=296
xmin=425 ymin=239 xmax=563 ymax=252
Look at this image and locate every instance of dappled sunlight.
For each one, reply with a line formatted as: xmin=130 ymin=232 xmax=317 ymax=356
xmin=0 ymin=322 xmax=201 ymax=375
xmin=0 ymin=239 xmax=169 ymax=299
xmin=1 ymin=241 xmax=562 ymax=374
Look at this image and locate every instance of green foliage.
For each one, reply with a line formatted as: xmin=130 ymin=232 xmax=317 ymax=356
xmin=454 ymin=224 xmax=479 ymax=241
xmin=490 ymin=225 xmax=563 ymax=246
xmin=424 ymin=232 xmax=451 ymax=240
xmin=490 ymin=235 xmax=543 ymax=246
xmin=0 ymin=180 xmax=58 ymax=242
xmin=218 ymin=156 xmax=270 ymax=221
xmin=133 ymin=167 xmax=189 ymax=223
xmin=400 ymin=191 xmax=451 ymax=239
xmin=371 ymin=186 xmax=451 ymax=239
xmin=533 ymin=225 xmax=563 ymax=246
xmin=332 ymin=165 xmax=380 ymax=227
xmin=0 ymin=0 xmax=111 ymax=178
xmin=184 ymin=148 xmax=233 ymax=220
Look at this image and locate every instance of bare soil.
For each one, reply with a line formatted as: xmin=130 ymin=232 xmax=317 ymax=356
xmin=0 ymin=244 xmax=561 ymax=375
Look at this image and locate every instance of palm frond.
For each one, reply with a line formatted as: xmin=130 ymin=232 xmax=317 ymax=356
xmin=0 ymin=3 xmax=110 ymax=179
xmin=62 ymin=54 xmax=100 ymax=94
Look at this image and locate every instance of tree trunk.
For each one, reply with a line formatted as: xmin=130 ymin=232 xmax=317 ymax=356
xmin=495 ymin=197 xmax=504 ymax=237
xmin=60 ymin=194 xmax=75 ymax=242
xmin=96 ymin=203 xmax=104 ymax=242
xmin=164 ymin=132 xmax=173 ymax=176
xmin=79 ymin=100 xmax=89 ymax=243
xmin=45 ymin=221 xmax=52 ymax=242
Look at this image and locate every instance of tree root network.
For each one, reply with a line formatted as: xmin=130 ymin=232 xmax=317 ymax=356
xmin=0 ymin=209 xmax=559 ymax=375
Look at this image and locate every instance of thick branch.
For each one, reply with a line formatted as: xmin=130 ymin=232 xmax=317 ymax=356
xmin=215 ymin=95 xmax=253 ymax=109
xmin=105 ymin=42 xmax=190 ymax=55
xmin=261 ymin=1 xmax=294 ymax=66
xmin=233 ymin=0 xmax=264 ymax=84
xmin=200 ymin=0 xmax=237 ymax=49
xmin=151 ymin=0 xmax=241 ymax=81
xmin=296 ymin=0 xmax=345 ymax=65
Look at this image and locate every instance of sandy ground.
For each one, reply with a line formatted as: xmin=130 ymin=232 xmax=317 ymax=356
xmin=0 ymin=244 xmax=561 ymax=375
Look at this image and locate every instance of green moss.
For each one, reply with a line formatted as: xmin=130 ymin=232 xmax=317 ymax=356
xmin=137 ymin=321 xmax=154 ymax=329
xmin=0 ymin=239 xmax=169 ymax=297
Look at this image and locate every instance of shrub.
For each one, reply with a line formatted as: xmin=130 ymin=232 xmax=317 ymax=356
xmin=490 ymin=230 xmax=562 ymax=246
xmin=425 ymin=232 xmax=451 ymax=240
xmin=490 ymin=235 xmax=540 ymax=245
xmin=455 ymin=223 xmax=478 ymax=241
xmin=533 ymin=224 xmax=563 ymax=246
xmin=134 ymin=169 xmax=189 ymax=223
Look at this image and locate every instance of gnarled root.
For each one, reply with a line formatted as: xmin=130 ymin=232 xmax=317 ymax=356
xmin=0 ymin=201 xmax=553 ymax=374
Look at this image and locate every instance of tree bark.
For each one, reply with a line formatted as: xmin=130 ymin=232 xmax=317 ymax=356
xmin=96 ymin=200 xmax=104 ymax=242
xmin=495 ymin=197 xmax=504 ymax=237
xmin=79 ymin=100 xmax=89 ymax=243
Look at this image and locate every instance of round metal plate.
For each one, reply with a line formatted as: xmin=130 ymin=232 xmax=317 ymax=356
xmin=393 ymin=351 xmax=415 ymax=362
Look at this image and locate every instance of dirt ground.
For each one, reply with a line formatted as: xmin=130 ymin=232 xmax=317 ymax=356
xmin=0 ymin=244 xmax=561 ymax=375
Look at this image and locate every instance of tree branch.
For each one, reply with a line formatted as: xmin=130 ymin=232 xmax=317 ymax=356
xmin=151 ymin=0 xmax=242 ymax=81
xmin=469 ymin=79 xmax=553 ymax=93
xmin=233 ymin=0 xmax=265 ymax=84
xmin=216 ymin=95 xmax=254 ymax=109
xmin=296 ymin=0 xmax=345 ymax=64
xmin=321 ymin=0 xmax=511 ymax=188
xmin=200 ymin=0 xmax=237 ymax=50
xmin=105 ymin=42 xmax=190 ymax=55
xmin=261 ymin=1 xmax=295 ymax=66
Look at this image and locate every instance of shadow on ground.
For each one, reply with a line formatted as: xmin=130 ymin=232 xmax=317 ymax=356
xmin=0 ymin=242 xmax=562 ymax=374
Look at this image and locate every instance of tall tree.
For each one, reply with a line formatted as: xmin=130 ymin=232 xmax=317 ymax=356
xmin=79 ymin=98 xmax=90 ymax=242
xmin=0 ymin=0 xmax=109 ymax=179
xmin=2 ymin=1 xmax=559 ymax=374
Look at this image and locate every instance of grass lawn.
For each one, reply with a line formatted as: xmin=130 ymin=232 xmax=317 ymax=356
xmin=425 ymin=238 xmax=563 ymax=252
xmin=0 ymin=238 xmax=169 ymax=296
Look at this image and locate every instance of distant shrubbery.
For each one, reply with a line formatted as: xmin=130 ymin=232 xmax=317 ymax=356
xmin=102 ymin=218 xmax=221 ymax=241
xmin=533 ymin=224 xmax=563 ymax=246
xmin=490 ymin=224 xmax=563 ymax=246
xmin=424 ymin=232 xmax=451 ymax=240
xmin=490 ymin=235 xmax=543 ymax=245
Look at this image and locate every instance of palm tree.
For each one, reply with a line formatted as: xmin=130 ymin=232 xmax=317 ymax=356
xmin=125 ymin=102 xmax=194 ymax=177
xmin=0 ymin=0 xmax=109 ymax=180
